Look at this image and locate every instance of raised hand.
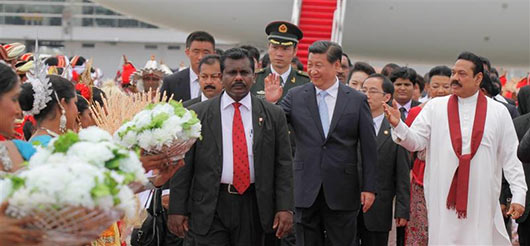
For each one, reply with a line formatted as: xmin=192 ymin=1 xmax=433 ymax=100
xmin=264 ymin=73 xmax=283 ymax=103
xmin=383 ymin=100 xmax=402 ymax=128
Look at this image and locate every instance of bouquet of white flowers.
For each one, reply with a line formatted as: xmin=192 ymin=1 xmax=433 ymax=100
xmin=29 ymin=126 xmax=148 ymax=186
xmin=0 ymin=160 xmax=138 ymax=245
xmin=114 ymin=101 xmax=201 ymax=161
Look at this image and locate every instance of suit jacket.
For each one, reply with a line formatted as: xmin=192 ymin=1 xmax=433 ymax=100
xmin=183 ymin=97 xmax=201 ymax=108
xmin=168 ymin=93 xmax=294 ymax=235
xmin=411 ymin=100 xmax=421 ymax=108
xmin=361 ymin=118 xmax=410 ymax=232
xmin=160 ymin=68 xmax=191 ymax=102
xmin=279 ymin=82 xmax=377 ymax=211
xmin=514 ymin=113 xmax=530 ymax=223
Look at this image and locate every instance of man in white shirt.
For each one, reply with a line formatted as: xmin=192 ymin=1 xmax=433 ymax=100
xmin=383 ymin=51 xmax=527 ymax=245
xmin=160 ymin=31 xmax=215 ymax=102
xmin=183 ymin=55 xmax=224 ymax=107
xmin=168 ymin=48 xmax=294 ymax=245
xmin=389 ymin=67 xmax=421 ymax=120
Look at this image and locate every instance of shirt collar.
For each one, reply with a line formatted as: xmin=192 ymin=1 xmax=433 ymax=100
xmin=189 ymin=68 xmax=198 ymax=83
xmin=373 ymin=112 xmax=385 ymax=122
xmin=270 ymin=65 xmax=292 ymax=84
xmin=315 ymin=77 xmax=340 ymax=99
xmin=458 ymin=90 xmax=480 ymax=104
xmin=397 ymin=100 xmax=412 ymax=111
xmin=200 ymin=93 xmax=208 ymax=102
xmin=221 ymin=92 xmax=252 ymax=111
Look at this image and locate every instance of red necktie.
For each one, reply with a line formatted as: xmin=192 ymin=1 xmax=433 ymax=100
xmin=232 ymin=102 xmax=250 ymax=194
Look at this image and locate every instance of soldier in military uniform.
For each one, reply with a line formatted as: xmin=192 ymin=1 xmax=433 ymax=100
xmin=251 ymin=21 xmax=310 ymax=100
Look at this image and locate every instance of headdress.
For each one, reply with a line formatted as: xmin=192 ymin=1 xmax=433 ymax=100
xmin=24 ymin=40 xmax=53 ymax=116
xmin=131 ymin=56 xmax=171 ymax=91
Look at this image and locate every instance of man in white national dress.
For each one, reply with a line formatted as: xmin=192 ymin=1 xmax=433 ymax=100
xmin=383 ymin=51 xmax=527 ymax=245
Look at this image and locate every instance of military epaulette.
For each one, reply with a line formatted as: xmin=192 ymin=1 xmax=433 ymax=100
xmin=297 ymin=70 xmax=309 ymax=77
xmin=255 ymin=68 xmax=266 ymax=74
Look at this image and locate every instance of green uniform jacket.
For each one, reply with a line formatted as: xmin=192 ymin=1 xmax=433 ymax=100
xmin=251 ymin=66 xmax=310 ymax=101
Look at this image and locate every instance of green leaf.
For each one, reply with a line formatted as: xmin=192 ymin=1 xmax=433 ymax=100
xmin=9 ymin=176 xmax=25 ymax=191
xmin=52 ymin=131 xmax=80 ymax=153
xmin=91 ymin=177 xmax=111 ymax=198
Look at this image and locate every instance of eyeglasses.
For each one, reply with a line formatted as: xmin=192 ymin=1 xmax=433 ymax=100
xmin=199 ymin=73 xmax=222 ymax=80
xmin=360 ymin=88 xmax=385 ymax=95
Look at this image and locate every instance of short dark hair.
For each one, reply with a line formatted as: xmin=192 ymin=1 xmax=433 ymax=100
xmin=185 ymin=31 xmax=215 ymax=48
xmin=240 ymin=45 xmax=260 ymax=64
xmin=308 ymin=41 xmax=342 ymax=64
xmin=215 ymin=48 xmax=224 ymax=56
xmin=291 ymin=57 xmax=304 ymax=71
xmin=198 ymin=54 xmax=221 ymax=72
xmin=428 ymin=65 xmax=452 ymax=82
xmin=457 ymin=51 xmax=483 ymax=76
xmin=19 ymin=75 xmax=76 ymax=122
xmin=415 ymin=74 xmax=425 ymax=92
xmin=382 ymin=63 xmax=400 ymax=77
xmin=220 ymin=48 xmax=255 ymax=73
xmin=261 ymin=54 xmax=270 ymax=69
xmin=347 ymin=61 xmax=375 ymax=82
xmin=365 ymin=73 xmax=394 ymax=101
xmin=389 ymin=67 xmax=417 ymax=85
xmin=490 ymin=67 xmax=499 ymax=77
xmin=0 ymin=62 xmax=19 ymax=98
xmin=342 ymin=53 xmax=352 ymax=67
xmin=479 ymin=56 xmax=491 ymax=72
xmin=480 ymin=70 xmax=500 ymax=96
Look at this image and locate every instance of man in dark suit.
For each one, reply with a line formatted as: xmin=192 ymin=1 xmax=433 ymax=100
xmin=357 ymin=74 xmax=410 ymax=245
xmin=168 ymin=48 xmax=294 ymax=245
xmin=513 ymin=113 xmax=530 ymax=245
xmin=160 ymin=31 xmax=215 ymax=102
xmin=266 ymin=41 xmax=377 ymax=246
xmin=389 ymin=67 xmax=421 ymax=121
xmin=183 ymin=54 xmax=223 ymax=107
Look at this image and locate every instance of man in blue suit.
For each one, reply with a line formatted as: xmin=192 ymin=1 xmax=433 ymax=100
xmin=265 ymin=41 xmax=377 ymax=246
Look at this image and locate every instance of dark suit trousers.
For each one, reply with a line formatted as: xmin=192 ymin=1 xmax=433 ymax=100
xmin=187 ymin=185 xmax=264 ymax=246
xmin=295 ymin=188 xmax=359 ymax=246
xmin=355 ymin=212 xmax=389 ymax=246
xmin=519 ymin=218 xmax=530 ymax=246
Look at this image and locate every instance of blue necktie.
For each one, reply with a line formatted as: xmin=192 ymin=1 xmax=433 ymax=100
xmin=318 ymin=91 xmax=330 ymax=137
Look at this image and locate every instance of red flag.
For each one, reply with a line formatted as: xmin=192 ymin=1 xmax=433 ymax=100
xmin=499 ymin=74 xmax=507 ymax=86
xmin=516 ymin=74 xmax=530 ymax=88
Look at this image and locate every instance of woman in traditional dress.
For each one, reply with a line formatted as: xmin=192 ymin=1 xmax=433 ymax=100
xmin=0 ymin=62 xmax=44 ymax=245
xmin=404 ymin=65 xmax=452 ymax=245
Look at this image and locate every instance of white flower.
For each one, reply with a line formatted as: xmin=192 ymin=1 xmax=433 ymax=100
xmin=137 ymin=131 xmax=156 ymax=150
xmin=67 ymin=142 xmax=114 ymax=167
xmin=78 ymin=126 xmax=113 ymax=142
xmin=0 ymin=179 xmax=13 ymax=203
xmin=134 ymin=110 xmax=152 ymax=129
xmin=116 ymin=186 xmax=137 ymax=218
xmin=27 ymin=147 xmax=52 ymax=167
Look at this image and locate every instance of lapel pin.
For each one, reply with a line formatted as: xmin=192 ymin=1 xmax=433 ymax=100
xmin=384 ymin=130 xmax=389 ymax=135
xmin=259 ymin=117 xmax=263 ymax=126
xmin=291 ymin=77 xmax=296 ymax=83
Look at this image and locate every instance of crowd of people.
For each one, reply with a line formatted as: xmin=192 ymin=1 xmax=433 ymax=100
xmin=0 ymin=20 xmax=530 ymax=246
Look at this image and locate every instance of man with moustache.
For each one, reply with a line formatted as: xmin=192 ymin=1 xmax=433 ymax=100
xmin=183 ymin=55 xmax=224 ymax=107
xmin=160 ymin=31 xmax=215 ymax=102
xmin=383 ymin=51 xmax=527 ymax=245
xmin=168 ymin=48 xmax=294 ymax=245
xmin=389 ymin=67 xmax=421 ymax=121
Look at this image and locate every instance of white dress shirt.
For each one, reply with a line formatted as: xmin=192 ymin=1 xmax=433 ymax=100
xmin=373 ymin=113 xmax=385 ymax=136
xmin=189 ymin=69 xmax=200 ymax=99
xmin=270 ymin=65 xmax=291 ymax=86
xmin=314 ymin=78 xmax=339 ymax=123
xmin=397 ymin=100 xmax=413 ymax=119
xmin=200 ymin=92 xmax=208 ymax=102
xmin=220 ymin=92 xmax=255 ymax=184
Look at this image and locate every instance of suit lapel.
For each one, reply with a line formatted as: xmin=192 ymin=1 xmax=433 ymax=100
xmin=327 ymin=83 xmax=350 ymax=140
xmin=181 ymin=68 xmax=191 ymax=101
xmin=282 ymin=68 xmax=296 ymax=94
xmin=304 ymin=84 xmax=325 ymax=140
xmin=377 ymin=117 xmax=391 ymax=150
xmin=251 ymin=96 xmax=264 ymax=153
xmin=207 ymin=95 xmax=223 ymax=155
